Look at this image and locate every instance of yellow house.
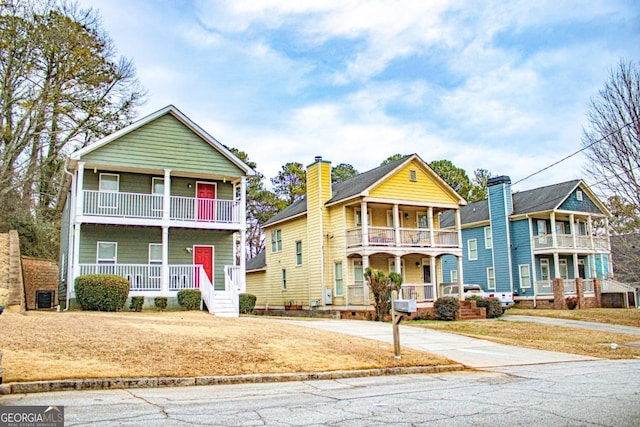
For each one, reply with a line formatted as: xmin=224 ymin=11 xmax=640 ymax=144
xmin=246 ymin=154 xmax=467 ymax=313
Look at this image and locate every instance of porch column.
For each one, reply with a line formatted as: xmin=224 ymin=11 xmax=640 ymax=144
xmin=394 ymin=255 xmax=401 ymax=274
xmin=573 ymin=253 xmax=579 ymax=280
xmin=588 ymin=216 xmax=595 ymax=250
xmin=240 ymin=177 xmax=247 ymax=287
xmin=71 ymin=223 xmax=81 ymax=296
xmin=604 ymin=217 xmax=612 ymax=252
xmin=75 ymin=162 xmax=85 ymax=218
xmin=569 ymin=213 xmax=576 ymax=248
xmin=363 ymin=255 xmax=370 ymax=305
xmin=430 ymin=255 xmax=437 ymax=300
xmin=428 ymin=207 xmax=435 ymax=247
xmin=553 ymin=252 xmax=561 ymax=280
xmin=361 ymin=201 xmax=369 ymax=247
xmin=161 ymin=226 xmax=169 ymax=294
xmin=393 ymin=204 xmax=400 ymax=246
xmin=163 ymin=169 xmax=171 ymax=222
xmin=457 ymin=256 xmax=464 ymax=300
xmin=550 ymin=212 xmax=557 ymax=248
xmin=455 ymin=209 xmax=463 ymax=248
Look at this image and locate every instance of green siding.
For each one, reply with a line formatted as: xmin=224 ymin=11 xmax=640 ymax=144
xmin=83 ymin=171 xmax=234 ymax=198
xmin=81 ymin=114 xmax=244 ymax=177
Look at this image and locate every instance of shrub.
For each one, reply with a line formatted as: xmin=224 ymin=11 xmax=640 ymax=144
xmin=154 ymin=297 xmax=168 ymax=311
xmin=474 ymin=297 xmax=503 ymax=318
xmin=239 ymin=293 xmax=257 ymax=314
xmin=129 ymin=296 xmax=144 ymax=312
xmin=177 ymin=289 xmax=201 ymax=310
xmin=434 ymin=297 xmax=460 ymax=321
xmin=566 ymin=296 xmax=579 ymax=310
xmin=75 ymin=274 xmax=129 ymax=311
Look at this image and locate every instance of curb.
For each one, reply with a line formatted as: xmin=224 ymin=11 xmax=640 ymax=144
xmin=0 ymin=364 xmax=464 ymax=395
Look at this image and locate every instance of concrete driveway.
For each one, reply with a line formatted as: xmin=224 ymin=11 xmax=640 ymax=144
xmin=280 ymin=319 xmax=596 ymax=368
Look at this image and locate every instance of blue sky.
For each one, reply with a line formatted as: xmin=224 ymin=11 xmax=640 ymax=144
xmin=80 ymin=0 xmax=639 ymax=193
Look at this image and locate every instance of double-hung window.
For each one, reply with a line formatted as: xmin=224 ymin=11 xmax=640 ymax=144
xmin=99 ymin=173 xmax=119 ymax=209
xmin=334 ymin=262 xmax=343 ymax=296
xmin=271 ymin=229 xmax=282 ymax=253
xmin=487 ymin=267 xmax=495 ymax=290
xmin=519 ymin=264 xmax=531 ymax=288
xmin=97 ymin=242 xmax=117 ymax=275
xmin=468 ymin=239 xmax=478 ymax=260
xmin=484 ymin=227 xmax=492 ymax=249
xmin=295 ymin=241 xmax=302 ymax=266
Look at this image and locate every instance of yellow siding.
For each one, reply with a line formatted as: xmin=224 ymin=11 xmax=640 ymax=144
xmin=245 ymin=271 xmax=268 ymax=307
xmin=370 ymin=159 xmax=459 ymax=204
xmin=324 ymin=204 xmax=347 ymax=306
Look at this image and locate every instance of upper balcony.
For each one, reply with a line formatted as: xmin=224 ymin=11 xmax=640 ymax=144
xmin=79 ymin=190 xmax=241 ymax=229
xmin=346 ymin=226 xmax=459 ymax=250
xmin=533 ymin=233 xmax=609 ymax=253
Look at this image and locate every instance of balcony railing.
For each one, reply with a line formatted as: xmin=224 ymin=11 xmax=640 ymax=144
xmin=346 ymin=227 xmax=459 ymax=249
xmin=535 ymin=280 xmax=553 ymax=295
xmin=533 ymin=233 xmax=609 ymax=251
xmin=82 ymin=190 xmax=240 ymax=224
xmin=582 ymin=278 xmax=595 ymax=294
xmin=400 ymin=283 xmax=434 ymax=301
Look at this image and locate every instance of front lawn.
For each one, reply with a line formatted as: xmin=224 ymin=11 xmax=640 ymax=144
xmin=506 ymin=307 xmax=640 ymax=327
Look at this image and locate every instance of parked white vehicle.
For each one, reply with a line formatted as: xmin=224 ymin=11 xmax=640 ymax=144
xmin=441 ymin=284 xmax=514 ymax=309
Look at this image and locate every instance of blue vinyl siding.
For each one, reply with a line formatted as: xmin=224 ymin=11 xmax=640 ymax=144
xmin=509 ymin=219 xmax=532 ymax=292
xmin=460 ymin=227 xmax=494 ymax=289
xmin=441 ymin=254 xmax=457 ymax=282
xmin=559 ymin=187 xmax=602 ymax=214
xmin=488 ymin=183 xmax=513 ymax=293
xmin=594 ymin=254 xmax=610 ymax=279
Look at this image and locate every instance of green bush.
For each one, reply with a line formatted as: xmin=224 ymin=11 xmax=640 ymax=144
xmin=177 ymin=289 xmax=201 ymax=310
xmin=75 ymin=274 xmax=129 ymax=311
xmin=129 ymin=296 xmax=144 ymax=312
xmin=154 ymin=297 xmax=168 ymax=311
xmin=475 ymin=297 xmax=503 ymax=318
xmin=434 ymin=297 xmax=460 ymax=321
xmin=239 ymin=293 xmax=257 ymax=314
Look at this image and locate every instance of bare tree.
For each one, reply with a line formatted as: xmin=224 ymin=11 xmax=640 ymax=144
xmin=582 ymin=60 xmax=640 ymax=221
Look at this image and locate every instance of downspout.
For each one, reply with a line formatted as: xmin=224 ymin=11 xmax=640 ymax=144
xmin=63 ymin=164 xmax=74 ymax=311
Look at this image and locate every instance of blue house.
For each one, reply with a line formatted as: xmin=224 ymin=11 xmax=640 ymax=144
xmin=440 ymin=176 xmax=612 ymax=307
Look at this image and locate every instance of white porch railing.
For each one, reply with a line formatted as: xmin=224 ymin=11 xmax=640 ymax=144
xmin=79 ymin=264 xmax=162 ymax=291
xmin=368 ymin=227 xmax=395 ymax=245
xmin=563 ymin=279 xmax=576 ymax=294
xmin=198 ymin=266 xmax=214 ymax=313
xmin=535 ymin=280 xmax=553 ymax=295
xmin=82 ymin=190 xmax=240 ymax=224
xmin=533 ymin=233 xmax=609 ymax=251
xmin=583 ymin=278 xmax=595 ymax=293
xmin=400 ymin=283 xmax=434 ymax=301
xmin=168 ymin=265 xmax=199 ymax=291
xmin=399 ymin=229 xmax=431 ymax=246
xmin=433 ymin=230 xmax=458 ymax=247
xmin=224 ymin=265 xmax=245 ymax=293
xmin=348 ymin=285 xmax=366 ymax=305
xmin=346 ymin=227 xmax=459 ymax=248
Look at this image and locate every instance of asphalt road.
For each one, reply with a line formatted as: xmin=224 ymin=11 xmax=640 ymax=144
xmin=2 ymin=359 xmax=639 ymax=426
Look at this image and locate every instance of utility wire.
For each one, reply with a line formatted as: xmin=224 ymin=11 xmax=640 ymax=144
xmin=513 ymin=120 xmax=636 ymax=186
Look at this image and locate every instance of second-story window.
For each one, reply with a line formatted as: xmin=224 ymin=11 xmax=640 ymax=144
xmin=271 ymin=229 xmax=282 ymax=253
xmin=152 ymin=178 xmax=164 ymax=214
xmin=355 ymin=208 xmax=371 ymax=227
xmin=99 ymin=173 xmax=119 ymax=209
xmin=468 ymin=239 xmax=478 ymax=260
xmin=295 ymin=241 xmax=302 ymax=265
xmin=484 ymin=227 xmax=492 ymax=249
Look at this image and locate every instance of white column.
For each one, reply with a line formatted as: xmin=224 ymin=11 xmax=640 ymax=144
xmin=163 ymin=169 xmax=171 ymax=222
xmin=457 ymin=256 xmax=464 ymax=300
xmin=161 ymin=226 xmax=169 ymax=294
xmin=569 ymin=213 xmax=576 ymax=248
xmin=428 ymin=207 xmax=435 ymax=247
xmin=363 ymin=255 xmax=370 ymax=305
xmin=72 ymin=223 xmax=81 ymax=296
xmin=75 ymin=162 xmax=85 ymax=218
xmin=550 ymin=212 xmax=557 ymax=248
xmin=573 ymin=253 xmax=579 ymax=280
xmin=553 ymin=252 xmax=561 ymax=280
xmin=455 ymin=209 xmax=463 ymax=248
xmin=240 ymin=177 xmax=247 ymax=291
xmin=604 ymin=217 xmax=612 ymax=252
xmin=588 ymin=216 xmax=595 ymax=250
xmin=361 ymin=201 xmax=369 ymax=247
xmin=430 ymin=255 xmax=437 ymax=300
xmin=394 ymin=255 xmax=401 ymax=274
xmin=393 ymin=204 xmax=400 ymax=246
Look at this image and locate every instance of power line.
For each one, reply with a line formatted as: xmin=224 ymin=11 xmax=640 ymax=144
xmin=512 ymin=120 xmax=636 ymax=186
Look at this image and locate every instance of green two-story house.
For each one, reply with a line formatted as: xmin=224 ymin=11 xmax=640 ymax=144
xmin=58 ymin=105 xmax=253 ymax=316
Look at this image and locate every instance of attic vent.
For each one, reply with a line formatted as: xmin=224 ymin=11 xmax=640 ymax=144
xmin=576 ymin=190 xmax=583 ymax=201
xmin=409 ymin=170 xmax=417 ymax=182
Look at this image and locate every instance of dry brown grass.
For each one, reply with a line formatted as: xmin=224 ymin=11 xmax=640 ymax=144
xmin=507 ymin=308 xmax=640 ymax=327
xmin=0 ymin=311 xmax=451 ymax=383
xmin=416 ymin=319 xmax=640 ymax=359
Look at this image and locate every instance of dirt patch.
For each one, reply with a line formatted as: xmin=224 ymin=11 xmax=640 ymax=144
xmin=0 ymin=311 xmax=451 ymax=382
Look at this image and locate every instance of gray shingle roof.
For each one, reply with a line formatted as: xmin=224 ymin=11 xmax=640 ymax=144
xmin=440 ymin=179 xmax=583 ymax=227
xmin=246 ymin=250 xmax=266 ymax=271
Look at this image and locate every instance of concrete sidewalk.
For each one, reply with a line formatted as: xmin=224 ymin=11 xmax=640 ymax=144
xmin=503 ymin=315 xmax=640 ymax=336
xmin=280 ymin=319 xmax=596 ymax=368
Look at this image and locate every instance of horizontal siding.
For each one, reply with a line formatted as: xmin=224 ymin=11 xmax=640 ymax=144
xmin=489 ymin=184 xmax=512 ymax=293
xmin=461 ymin=227 xmax=493 ymax=289
xmin=82 ymin=114 xmax=244 ymax=177
xmin=370 ymin=160 xmax=459 ymax=205
xmin=510 ymin=219 xmax=532 ymax=292
xmin=83 ymin=171 xmax=234 ymax=198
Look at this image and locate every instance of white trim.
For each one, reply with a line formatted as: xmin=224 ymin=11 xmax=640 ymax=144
xmin=96 ymin=241 xmax=117 ymax=264
xmin=148 ymin=243 xmax=162 ymax=264
xmin=484 ymin=226 xmax=492 ymax=249
xmin=487 ymin=267 xmax=496 ymax=290
xmin=468 ymin=238 xmax=478 ymax=260
xmin=271 ymin=229 xmax=282 ymax=253
xmin=576 ymin=190 xmax=583 ymax=201
xmin=450 ymin=269 xmax=458 ymax=283
xmin=99 ymin=173 xmax=119 ymax=191
xmin=295 ymin=240 xmax=303 ymax=266
xmin=519 ymin=264 xmax=532 ymax=289
xmin=334 ymin=261 xmax=344 ymax=296
xmin=353 ymin=258 xmax=364 ymax=287
xmin=540 ymin=258 xmax=550 ymax=281
xmin=559 ymin=258 xmax=568 ymax=280
xmin=151 ymin=177 xmax=164 ymax=194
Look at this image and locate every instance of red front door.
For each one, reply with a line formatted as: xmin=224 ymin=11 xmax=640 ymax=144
xmin=194 ymin=246 xmax=213 ymax=288
xmin=197 ymin=183 xmax=216 ymax=221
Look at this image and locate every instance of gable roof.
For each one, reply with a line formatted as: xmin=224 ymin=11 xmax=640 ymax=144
xmin=266 ymin=154 xmax=466 ymax=227
xmin=246 ymin=250 xmax=266 ymax=271
xmin=440 ymin=179 xmax=608 ymax=227
xmin=69 ymin=105 xmax=254 ymax=174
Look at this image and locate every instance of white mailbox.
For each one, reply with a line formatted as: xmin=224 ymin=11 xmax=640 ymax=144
xmin=393 ymin=299 xmax=417 ymax=314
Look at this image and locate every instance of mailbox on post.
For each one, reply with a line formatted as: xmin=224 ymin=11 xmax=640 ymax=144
xmin=393 ymin=299 xmax=417 ymax=315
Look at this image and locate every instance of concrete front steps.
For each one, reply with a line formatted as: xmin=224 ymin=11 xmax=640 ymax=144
xmin=210 ymin=291 xmax=239 ymax=317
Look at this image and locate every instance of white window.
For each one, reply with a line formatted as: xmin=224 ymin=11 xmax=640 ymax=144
xmin=519 ymin=264 xmax=531 ymax=288
xmin=355 ymin=208 xmax=371 ymax=226
xmin=353 ymin=259 xmax=364 ymax=286
xmin=152 ymin=177 xmax=164 ymax=195
xmin=559 ymin=259 xmax=568 ymax=279
xmin=295 ymin=241 xmax=302 ymax=266
xmin=409 ymin=170 xmax=417 ymax=182
xmin=556 ymin=222 xmax=565 ymax=235
xmin=149 ymin=244 xmax=162 ymax=265
xmin=97 ymin=242 xmax=117 ymax=264
xmin=540 ymin=259 xmax=550 ymax=281
xmin=99 ymin=174 xmax=119 ymax=208
xmin=334 ymin=262 xmax=343 ymax=296
xmin=271 ymin=229 xmax=282 ymax=253
xmin=468 ymin=239 xmax=478 ymax=260
xmin=417 ymin=213 xmax=429 ymax=229
xmin=484 ymin=227 xmax=492 ymax=249
xmin=487 ymin=267 xmax=496 ymax=290
xmin=450 ymin=270 xmax=458 ymax=283
xmin=537 ymin=220 xmax=547 ymax=244
xmin=576 ymin=190 xmax=583 ymax=201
